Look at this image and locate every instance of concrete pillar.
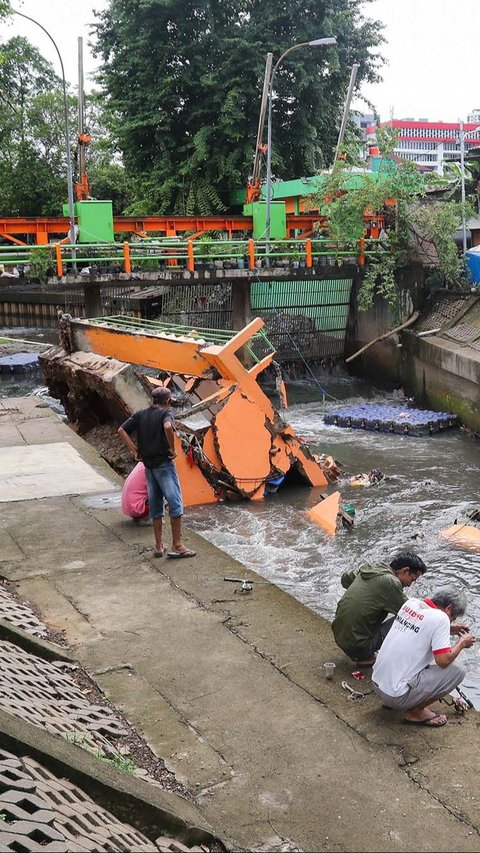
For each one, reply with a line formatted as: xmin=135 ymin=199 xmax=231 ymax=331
xmin=231 ymin=279 xmax=252 ymax=331
xmin=84 ymin=283 xmax=102 ymax=318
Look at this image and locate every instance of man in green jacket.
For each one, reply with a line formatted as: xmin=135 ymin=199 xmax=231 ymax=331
xmin=332 ymin=552 xmax=427 ymax=664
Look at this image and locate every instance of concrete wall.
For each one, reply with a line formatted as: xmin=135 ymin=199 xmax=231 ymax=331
xmin=346 ymin=263 xmax=427 ymax=384
xmin=402 ymin=331 xmax=480 ymax=432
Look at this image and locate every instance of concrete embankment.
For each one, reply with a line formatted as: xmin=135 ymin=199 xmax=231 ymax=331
xmin=1 ymin=397 xmax=480 ymax=852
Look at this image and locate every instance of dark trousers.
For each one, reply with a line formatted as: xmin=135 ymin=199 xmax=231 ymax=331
xmin=349 ymin=617 xmax=395 ymax=661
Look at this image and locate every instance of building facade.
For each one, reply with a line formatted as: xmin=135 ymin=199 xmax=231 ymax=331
xmin=366 ymin=116 xmax=480 ymax=174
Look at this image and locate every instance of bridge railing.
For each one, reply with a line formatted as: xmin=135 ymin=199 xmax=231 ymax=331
xmin=0 ymin=237 xmax=385 ymax=279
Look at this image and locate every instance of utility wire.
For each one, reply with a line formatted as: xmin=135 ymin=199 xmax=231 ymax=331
xmin=251 ymin=268 xmax=339 ymax=402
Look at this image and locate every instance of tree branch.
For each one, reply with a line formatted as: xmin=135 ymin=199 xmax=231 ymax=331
xmin=345 ymin=310 xmax=420 ymax=363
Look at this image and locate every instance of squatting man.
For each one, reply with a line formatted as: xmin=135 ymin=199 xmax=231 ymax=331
xmin=372 ymin=586 xmax=475 ymax=727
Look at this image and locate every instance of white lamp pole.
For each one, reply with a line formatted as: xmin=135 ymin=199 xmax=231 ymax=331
xmin=265 ymin=36 xmax=337 ymax=263
xmin=12 ymin=8 xmax=76 ymax=252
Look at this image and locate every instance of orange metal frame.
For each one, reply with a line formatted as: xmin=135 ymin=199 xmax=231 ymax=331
xmin=0 ymin=211 xmax=384 ymax=245
xmin=0 ymin=215 xmax=254 ymax=245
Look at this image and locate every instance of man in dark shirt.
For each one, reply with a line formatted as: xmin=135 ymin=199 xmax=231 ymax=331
xmin=118 ymin=386 xmax=196 ymax=559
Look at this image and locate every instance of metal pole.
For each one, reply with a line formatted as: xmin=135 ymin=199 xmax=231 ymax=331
xmin=334 ymin=63 xmax=359 ymax=162
xmin=250 ymin=53 xmax=272 ymax=197
xmin=12 ymin=9 xmax=76 ymax=259
xmin=265 ymin=38 xmax=336 ymax=266
xmin=78 ymin=37 xmax=85 ymax=184
xmin=459 ymin=120 xmax=467 ymax=255
xmin=265 ymin=78 xmax=274 ymax=265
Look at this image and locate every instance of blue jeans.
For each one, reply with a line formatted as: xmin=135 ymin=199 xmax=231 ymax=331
xmin=145 ymin=460 xmax=183 ymax=520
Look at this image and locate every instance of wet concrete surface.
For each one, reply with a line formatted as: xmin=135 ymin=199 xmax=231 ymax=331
xmin=0 ymin=397 xmax=479 ymax=852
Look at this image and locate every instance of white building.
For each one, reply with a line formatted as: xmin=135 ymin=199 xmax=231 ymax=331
xmin=366 ymin=116 xmax=480 ymax=174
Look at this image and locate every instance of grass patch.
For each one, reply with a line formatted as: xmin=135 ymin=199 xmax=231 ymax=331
xmin=65 ymin=732 xmax=137 ymax=775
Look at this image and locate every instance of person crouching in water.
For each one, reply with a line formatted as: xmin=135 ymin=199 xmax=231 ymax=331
xmin=118 ymin=387 xmax=196 ymax=559
xmin=372 ymin=587 xmax=475 ymax=727
xmin=332 ymin=551 xmax=427 ymax=665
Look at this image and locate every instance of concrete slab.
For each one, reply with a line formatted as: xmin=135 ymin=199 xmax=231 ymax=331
xmin=0 ymin=442 xmax=114 ymax=502
xmin=96 ymin=669 xmax=232 ymax=791
xmin=0 ymin=423 xmax=26 ymax=446
xmin=16 ymin=577 xmax=101 ymax=646
xmin=16 ymin=417 xmax=67 ymax=444
xmin=0 ymin=525 xmax=24 ymax=561
xmin=1 ymin=398 xmax=480 ymax=852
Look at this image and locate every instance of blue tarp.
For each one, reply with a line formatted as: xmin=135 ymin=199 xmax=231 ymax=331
xmin=465 ymin=246 xmax=480 ymax=283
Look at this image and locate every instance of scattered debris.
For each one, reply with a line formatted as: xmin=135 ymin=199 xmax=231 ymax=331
xmin=223 ymin=577 xmax=271 ymax=594
xmin=341 ymin=680 xmax=373 ymax=700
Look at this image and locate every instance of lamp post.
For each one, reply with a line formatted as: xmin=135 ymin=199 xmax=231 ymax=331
xmin=12 ymin=8 xmax=76 ymax=252
xmin=265 ymin=36 xmax=337 ymax=262
xmin=457 ymin=121 xmax=480 ymax=255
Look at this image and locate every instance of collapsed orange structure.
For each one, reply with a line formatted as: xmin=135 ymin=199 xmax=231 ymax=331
xmin=42 ymin=315 xmax=331 ymax=506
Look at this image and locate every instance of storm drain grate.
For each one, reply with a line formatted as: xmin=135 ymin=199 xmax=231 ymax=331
xmin=0 ymin=583 xmax=49 ymax=639
xmin=0 ymin=641 xmax=127 ymax=750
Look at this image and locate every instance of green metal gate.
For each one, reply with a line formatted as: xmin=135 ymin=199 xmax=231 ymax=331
xmin=251 ymin=278 xmax=353 ymax=360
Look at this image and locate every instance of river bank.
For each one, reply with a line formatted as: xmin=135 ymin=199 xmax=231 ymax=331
xmin=1 ymin=395 xmax=479 ymax=852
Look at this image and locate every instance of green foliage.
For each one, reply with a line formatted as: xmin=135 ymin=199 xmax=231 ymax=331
xmin=411 ymin=200 xmax=473 ymax=285
xmin=27 ymin=247 xmax=55 ymax=280
xmin=93 ymin=0 xmax=384 ymax=214
xmin=0 ymin=37 xmax=69 ymax=215
xmin=0 ymin=40 xmax=129 ymax=216
xmin=317 ymin=130 xmax=472 ymax=309
xmin=358 ymin=252 xmax=397 ymax=312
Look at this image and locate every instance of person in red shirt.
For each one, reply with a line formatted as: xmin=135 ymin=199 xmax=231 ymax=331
xmin=372 ymin=587 xmax=475 ymax=727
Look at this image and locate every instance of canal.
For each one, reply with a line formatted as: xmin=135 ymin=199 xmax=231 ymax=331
xmin=2 ymin=336 xmax=479 ymax=705
xmin=187 ymin=375 xmax=480 ymax=705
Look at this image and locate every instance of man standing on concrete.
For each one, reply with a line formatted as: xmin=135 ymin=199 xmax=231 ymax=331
xmin=332 ymin=551 xmax=427 ymax=664
xmin=372 ymin=587 xmax=474 ymax=727
xmin=118 ymin=387 xmax=196 ymax=559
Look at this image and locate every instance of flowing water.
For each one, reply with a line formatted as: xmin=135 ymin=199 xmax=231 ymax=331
xmin=2 ymin=335 xmax=480 ymax=705
xmin=187 ymin=375 xmax=480 ymax=705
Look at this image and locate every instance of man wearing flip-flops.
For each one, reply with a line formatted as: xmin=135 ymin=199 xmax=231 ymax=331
xmin=372 ymin=587 xmax=475 ymax=727
xmin=118 ymin=386 xmax=196 ymax=560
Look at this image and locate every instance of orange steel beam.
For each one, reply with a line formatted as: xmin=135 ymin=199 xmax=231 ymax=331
xmin=0 ymin=211 xmax=385 ymax=243
xmin=1 ymin=233 xmax=28 ymax=246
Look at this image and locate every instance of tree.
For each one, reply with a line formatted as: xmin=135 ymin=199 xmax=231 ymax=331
xmin=0 ymin=37 xmax=69 ymax=215
xmin=317 ymin=128 xmax=472 ymax=311
xmin=0 ymin=36 xmax=130 ymax=217
xmin=92 ymin=0 xmax=384 ymax=214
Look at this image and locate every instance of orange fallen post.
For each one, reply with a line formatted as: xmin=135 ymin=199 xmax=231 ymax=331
xmin=307 ymin=492 xmax=341 ymax=535
xmin=440 ymin=524 xmax=480 ymax=552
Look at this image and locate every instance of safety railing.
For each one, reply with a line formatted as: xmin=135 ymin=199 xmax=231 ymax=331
xmin=0 ymin=236 xmax=386 ymax=279
xmin=87 ymin=314 xmax=276 ymax=364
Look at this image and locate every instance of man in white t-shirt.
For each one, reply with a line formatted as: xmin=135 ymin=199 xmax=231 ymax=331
xmin=372 ymin=587 xmax=475 ymax=727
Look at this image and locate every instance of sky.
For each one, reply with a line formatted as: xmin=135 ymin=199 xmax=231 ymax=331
xmin=2 ymin=0 xmax=480 ymax=124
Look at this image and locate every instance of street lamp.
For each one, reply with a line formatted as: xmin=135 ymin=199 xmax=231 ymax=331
xmin=265 ymin=36 xmax=337 ymax=260
xmin=12 ymin=8 xmax=76 ymax=251
xmin=458 ymin=121 xmax=480 ymax=254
